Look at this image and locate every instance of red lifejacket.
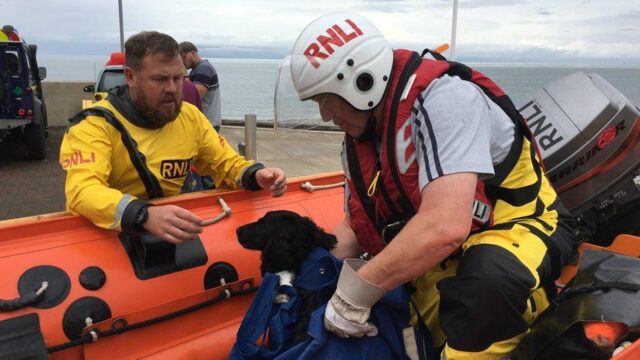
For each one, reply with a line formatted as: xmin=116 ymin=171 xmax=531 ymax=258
xmin=345 ymin=49 xmax=529 ymax=255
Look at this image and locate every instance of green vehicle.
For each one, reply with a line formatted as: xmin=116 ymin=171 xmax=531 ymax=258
xmin=0 ymin=28 xmax=48 ymax=160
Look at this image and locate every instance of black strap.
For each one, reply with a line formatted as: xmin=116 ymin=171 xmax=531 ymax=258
xmin=485 ymin=142 xmax=542 ymax=207
xmin=68 ymin=107 xmax=164 ymax=199
xmin=488 ymin=208 xmax=552 ymax=233
xmin=518 ymin=222 xmax=563 ymax=279
xmin=420 ymin=48 xmax=447 ymax=61
xmin=445 ymin=62 xmax=536 ymax=189
xmin=345 ymin=136 xmax=380 ymax=232
xmin=375 ymin=141 xmax=405 ymax=224
xmin=485 ymin=123 xmax=523 ymax=187
xmin=409 ymin=299 xmax=437 ymax=360
xmin=377 ymin=177 xmax=403 ymax=220
xmin=557 ymin=281 xmax=640 ymax=301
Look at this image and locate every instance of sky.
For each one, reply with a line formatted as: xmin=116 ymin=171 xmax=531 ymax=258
xmin=4 ymin=0 xmax=640 ymax=66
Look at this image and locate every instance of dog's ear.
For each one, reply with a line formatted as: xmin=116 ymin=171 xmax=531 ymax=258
xmin=317 ymin=231 xmax=338 ymax=250
xmin=298 ymin=216 xmax=337 ymax=251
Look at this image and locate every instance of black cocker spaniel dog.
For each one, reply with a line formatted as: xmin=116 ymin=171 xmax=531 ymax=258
xmin=236 ymin=210 xmax=337 ymax=274
xmin=236 ymin=210 xmax=338 ymax=344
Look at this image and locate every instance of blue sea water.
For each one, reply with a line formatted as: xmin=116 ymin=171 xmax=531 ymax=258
xmin=40 ymin=55 xmax=640 ymax=126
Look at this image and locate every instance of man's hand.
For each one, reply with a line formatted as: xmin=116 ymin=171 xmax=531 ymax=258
xmin=324 ymin=259 xmax=386 ymax=338
xmin=255 ymin=167 xmax=287 ymax=197
xmin=331 ymin=216 xmax=361 ymax=260
xmin=144 ymin=205 xmax=203 ymax=244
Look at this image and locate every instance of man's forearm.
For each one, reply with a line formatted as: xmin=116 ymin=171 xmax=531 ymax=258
xmin=358 ymin=214 xmax=460 ymax=290
xmin=358 ymin=173 xmax=477 ymax=290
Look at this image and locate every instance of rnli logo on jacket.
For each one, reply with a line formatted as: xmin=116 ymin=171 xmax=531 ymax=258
xmin=396 ymin=120 xmax=416 ymax=174
xmin=60 ymin=151 xmax=96 ymax=169
xmin=161 ymin=159 xmax=192 ymax=179
xmin=304 ymin=19 xmax=364 ymax=69
xmin=472 ymin=200 xmax=490 ymax=224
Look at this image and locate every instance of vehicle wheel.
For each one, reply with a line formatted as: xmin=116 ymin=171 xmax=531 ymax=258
xmin=25 ymin=123 xmax=46 ymax=160
xmin=41 ymin=100 xmax=49 ymax=138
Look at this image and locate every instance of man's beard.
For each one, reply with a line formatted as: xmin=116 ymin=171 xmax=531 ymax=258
xmin=132 ymin=88 xmax=182 ymax=126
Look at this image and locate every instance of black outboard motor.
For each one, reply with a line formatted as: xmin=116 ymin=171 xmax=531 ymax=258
xmin=519 ymin=72 xmax=640 ymax=245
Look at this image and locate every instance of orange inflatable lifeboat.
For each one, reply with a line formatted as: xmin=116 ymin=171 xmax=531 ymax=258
xmin=0 ymin=173 xmax=344 ymax=359
xmin=0 ymin=172 xmax=638 ymax=359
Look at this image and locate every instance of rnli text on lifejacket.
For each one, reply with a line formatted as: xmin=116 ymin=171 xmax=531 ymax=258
xmin=161 ymin=159 xmax=192 ymax=179
xmin=60 ymin=151 xmax=96 ymax=169
xmin=304 ymin=19 xmax=364 ymax=69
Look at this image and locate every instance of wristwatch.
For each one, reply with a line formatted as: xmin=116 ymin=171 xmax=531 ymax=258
xmin=134 ymin=205 xmax=150 ymax=232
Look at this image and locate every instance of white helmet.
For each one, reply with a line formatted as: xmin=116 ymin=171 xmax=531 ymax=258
xmin=290 ymin=12 xmax=393 ymax=111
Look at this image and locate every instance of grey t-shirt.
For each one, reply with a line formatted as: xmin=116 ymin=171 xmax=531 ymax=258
xmin=189 ymin=59 xmax=222 ymax=127
xmin=412 ymin=74 xmax=515 ymax=191
xmin=342 ymin=74 xmax=515 ymax=211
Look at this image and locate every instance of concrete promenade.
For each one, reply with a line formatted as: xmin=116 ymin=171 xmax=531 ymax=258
xmin=0 ymin=125 xmax=343 ymax=221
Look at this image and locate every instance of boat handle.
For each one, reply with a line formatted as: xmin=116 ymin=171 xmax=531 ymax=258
xmin=199 ymin=197 xmax=232 ymax=226
xmin=300 ymin=181 xmax=345 ymax=192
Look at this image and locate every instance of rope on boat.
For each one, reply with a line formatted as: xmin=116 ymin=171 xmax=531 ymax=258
xmin=0 ymin=281 xmax=48 ymax=312
xmin=220 ymin=277 xmax=231 ymax=299
xmin=200 ymin=197 xmax=232 ymax=226
xmin=300 ymin=181 xmax=345 ymax=192
xmin=46 ymin=283 xmax=258 ymax=353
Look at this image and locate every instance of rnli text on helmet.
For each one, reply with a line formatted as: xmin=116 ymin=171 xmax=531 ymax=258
xmin=304 ymin=19 xmax=364 ymax=69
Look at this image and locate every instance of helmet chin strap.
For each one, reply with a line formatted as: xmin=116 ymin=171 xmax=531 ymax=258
xmin=355 ymin=110 xmax=378 ymax=142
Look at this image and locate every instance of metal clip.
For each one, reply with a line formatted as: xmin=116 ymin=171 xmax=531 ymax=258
xmin=381 ymin=220 xmax=407 ymax=245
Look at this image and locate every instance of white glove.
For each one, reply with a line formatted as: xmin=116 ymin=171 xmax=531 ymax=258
xmin=324 ymin=259 xmax=386 ymax=338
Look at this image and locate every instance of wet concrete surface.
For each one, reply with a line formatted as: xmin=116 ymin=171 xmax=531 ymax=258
xmin=0 ymin=127 xmax=67 ymax=220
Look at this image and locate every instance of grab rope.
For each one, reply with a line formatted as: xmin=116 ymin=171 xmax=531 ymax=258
xmin=220 ymin=277 xmax=231 ymax=299
xmin=46 ymin=282 xmax=257 ymax=353
xmin=200 ymin=197 xmax=232 ymax=226
xmin=300 ymin=181 xmax=345 ymax=192
xmin=0 ymin=281 xmax=48 ymax=312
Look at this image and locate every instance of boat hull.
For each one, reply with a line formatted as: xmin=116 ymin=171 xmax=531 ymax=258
xmin=0 ymin=172 xmax=345 ymax=359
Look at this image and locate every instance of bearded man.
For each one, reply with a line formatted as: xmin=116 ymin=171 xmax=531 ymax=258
xmin=60 ymin=31 xmax=287 ymax=244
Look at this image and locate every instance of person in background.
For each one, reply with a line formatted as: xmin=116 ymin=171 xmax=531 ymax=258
xmin=287 ymin=13 xmax=576 ymax=359
xmin=180 ymin=74 xmax=205 ymax=193
xmin=179 ymin=41 xmax=221 ymax=190
xmin=60 ymin=31 xmax=287 ymax=244
xmin=178 ymin=41 xmax=222 ymax=132
xmin=182 ymin=75 xmax=202 ymax=111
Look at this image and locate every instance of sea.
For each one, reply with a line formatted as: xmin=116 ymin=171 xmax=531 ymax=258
xmin=40 ymin=55 xmax=640 ymax=128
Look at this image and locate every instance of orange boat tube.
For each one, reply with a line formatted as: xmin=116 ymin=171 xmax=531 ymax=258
xmin=0 ymin=172 xmax=345 ymax=359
